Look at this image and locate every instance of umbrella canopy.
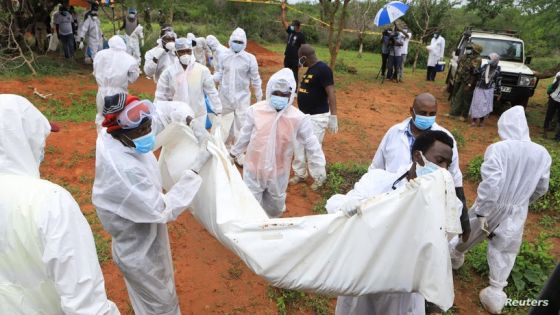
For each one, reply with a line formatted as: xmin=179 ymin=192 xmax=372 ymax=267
xmin=374 ymin=1 xmax=409 ymax=27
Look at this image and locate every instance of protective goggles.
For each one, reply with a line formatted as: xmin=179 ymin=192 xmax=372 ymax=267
xmin=116 ymin=100 xmax=156 ymax=129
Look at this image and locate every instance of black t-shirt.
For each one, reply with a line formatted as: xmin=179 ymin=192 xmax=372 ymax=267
xmin=297 ymin=61 xmax=334 ymax=115
xmin=284 ymin=27 xmax=305 ymax=61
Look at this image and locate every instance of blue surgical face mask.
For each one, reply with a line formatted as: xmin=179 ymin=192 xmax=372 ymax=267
xmin=131 ymin=132 xmax=155 ymax=154
xmin=270 ymin=95 xmax=289 ymax=111
xmin=231 ymin=42 xmax=243 ymax=53
xmin=416 ymin=152 xmax=440 ymax=177
xmin=413 ymin=109 xmax=436 ymax=130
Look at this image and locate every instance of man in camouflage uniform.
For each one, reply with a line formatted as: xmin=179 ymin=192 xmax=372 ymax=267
xmin=449 ymin=43 xmax=482 ymax=120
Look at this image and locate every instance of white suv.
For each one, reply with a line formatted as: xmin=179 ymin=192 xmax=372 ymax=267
xmin=446 ymin=28 xmax=539 ymax=107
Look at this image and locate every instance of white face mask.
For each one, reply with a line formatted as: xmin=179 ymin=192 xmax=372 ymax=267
xmin=165 ymin=41 xmax=175 ymax=51
xmin=179 ymin=54 xmax=191 ymax=65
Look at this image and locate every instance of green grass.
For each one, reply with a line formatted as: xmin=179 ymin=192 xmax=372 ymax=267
xmin=85 ymin=212 xmax=112 ymax=264
xmin=33 ymin=90 xmax=98 ymax=122
xmin=267 ymin=286 xmax=332 ymax=315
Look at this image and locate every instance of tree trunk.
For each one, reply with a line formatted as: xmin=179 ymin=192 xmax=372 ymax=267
xmin=143 ymin=8 xmax=152 ymax=31
xmin=412 ymin=6 xmax=430 ymax=73
xmin=357 ymin=32 xmax=363 ymax=58
xmin=166 ymin=0 xmax=174 ymax=25
xmin=329 ymin=0 xmax=350 ymax=69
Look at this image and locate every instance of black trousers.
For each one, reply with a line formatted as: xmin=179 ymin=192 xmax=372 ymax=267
xmin=284 ymin=58 xmax=299 ymax=87
xmin=426 ymin=66 xmax=437 ymax=81
xmin=543 ymin=97 xmax=560 ymax=132
xmin=59 ymin=33 xmax=75 ymax=59
xmin=381 ymin=53 xmax=389 ymax=76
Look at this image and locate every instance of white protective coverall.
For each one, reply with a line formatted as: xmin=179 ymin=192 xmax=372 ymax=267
xmin=92 ymin=101 xmax=202 ymax=315
xmin=155 ymin=56 xmax=222 ymax=126
xmin=206 ymin=35 xmax=227 ymax=73
xmin=450 ymin=106 xmax=551 ymax=314
xmin=93 ymin=36 xmax=140 ymax=127
xmin=230 ymin=68 xmax=325 ymax=217
xmin=214 ymin=28 xmax=263 ymax=145
xmin=0 ymin=94 xmax=119 ymax=315
xmin=193 ymin=37 xmax=210 ymax=65
xmin=144 ymin=34 xmax=177 ymax=83
xmin=78 ymin=15 xmax=103 ymax=62
xmin=126 ymin=24 xmax=144 ymax=66
xmin=370 ymin=117 xmax=463 ymax=188
xmin=326 ymin=167 xmax=462 ymax=315
xmin=427 ymin=35 xmax=445 ymax=68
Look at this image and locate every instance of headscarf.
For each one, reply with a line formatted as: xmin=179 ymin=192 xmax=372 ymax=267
xmin=102 ymin=93 xmax=140 ymax=134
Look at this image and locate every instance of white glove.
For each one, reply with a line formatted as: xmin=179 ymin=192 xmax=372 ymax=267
xmin=152 ymin=47 xmax=165 ymax=60
xmin=78 ymin=41 xmax=84 ymax=50
xmin=328 ymin=115 xmax=338 ymax=134
xmin=478 ymin=216 xmax=490 ymax=236
xmin=189 ymin=118 xmax=210 ymax=148
xmin=191 ymin=149 xmax=211 ymax=173
xmin=339 ymin=198 xmax=361 ymax=217
xmin=46 ymin=33 xmax=52 ymax=39
xmin=255 ymin=90 xmax=263 ymax=102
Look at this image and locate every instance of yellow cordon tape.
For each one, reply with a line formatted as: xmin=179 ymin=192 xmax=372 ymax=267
xmin=226 ymin=0 xmax=423 ymax=44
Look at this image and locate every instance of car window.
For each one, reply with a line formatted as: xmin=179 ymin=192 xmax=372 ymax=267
xmin=470 ymin=38 xmax=523 ymax=62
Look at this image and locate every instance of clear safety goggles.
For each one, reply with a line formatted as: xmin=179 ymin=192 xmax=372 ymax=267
xmin=116 ymin=100 xmax=156 ymax=129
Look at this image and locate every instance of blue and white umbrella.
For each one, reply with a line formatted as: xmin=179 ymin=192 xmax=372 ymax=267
xmin=374 ymin=1 xmax=409 ymax=27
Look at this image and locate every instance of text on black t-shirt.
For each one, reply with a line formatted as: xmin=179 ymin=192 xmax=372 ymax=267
xmin=297 ymin=61 xmax=334 ymax=115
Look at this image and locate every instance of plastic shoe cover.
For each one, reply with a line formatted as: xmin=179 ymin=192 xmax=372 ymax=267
xmin=289 ymin=175 xmax=306 ymax=185
xmin=479 ymin=286 xmax=507 ymax=314
xmin=449 ymin=247 xmax=465 ymax=270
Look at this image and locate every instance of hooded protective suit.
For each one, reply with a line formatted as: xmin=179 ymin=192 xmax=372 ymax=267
xmin=92 ymin=101 xmax=205 ymax=315
xmin=155 ymin=40 xmax=222 ymax=126
xmin=93 ymin=36 xmax=140 ymax=127
xmin=193 ymin=37 xmax=211 ymax=65
xmin=78 ymin=14 xmax=103 ymax=62
xmin=214 ymin=28 xmax=262 ymax=145
xmin=450 ymin=106 xmax=551 ymax=314
xmin=0 ymin=94 xmax=119 ymax=315
xmin=126 ymin=24 xmax=144 ymax=66
xmin=230 ymin=68 xmax=325 ymax=217
xmin=206 ymin=35 xmax=227 ymax=73
xmin=144 ymin=32 xmax=178 ymax=83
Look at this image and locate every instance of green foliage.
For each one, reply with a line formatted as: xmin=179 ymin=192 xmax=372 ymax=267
xmin=266 ymin=286 xmax=331 ymax=315
xmin=0 ymin=54 xmax=87 ymax=78
xmin=450 ymin=128 xmax=466 ymax=149
xmin=313 ymin=163 xmax=369 ymax=214
xmin=466 ymin=155 xmax=484 ymax=182
xmin=464 ymin=237 xmax=555 ymax=301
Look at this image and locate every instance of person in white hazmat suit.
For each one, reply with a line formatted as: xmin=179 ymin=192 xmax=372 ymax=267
xmin=0 ymin=94 xmax=120 ymax=315
xmin=155 ymin=37 xmax=222 ymax=127
xmin=93 ymin=35 xmax=140 ymax=127
xmin=193 ymin=37 xmax=211 ymax=66
xmin=92 ymin=93 xmax=212 ymax=315
xmin=327 ymin=130 xmax=461 ymax=315
xmin=206 ymin=34 xmax=227 ymax=73
xmin=126 ymin=24 xmax=144 ymax=66
xmin=230 ymin=68 xmax=326 ymax=217
xmin=449 ymin=106 xmax=551 ymax=315
xmin=77 ymin=8 xmax=103 ymax=63
xmin=144 ymin=28 xmax=177 ymax=83
xmin=214 ymin=27 xmax=263 ymax=147
xmin=371 ymin=93 xmax=471 ymax=243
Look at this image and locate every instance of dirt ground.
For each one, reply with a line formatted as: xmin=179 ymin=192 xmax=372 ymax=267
xmin=1 ymin=42 xmax=557 ymax=315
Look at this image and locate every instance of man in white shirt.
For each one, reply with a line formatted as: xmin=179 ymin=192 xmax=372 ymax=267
xmin=426 ymin=31 xmax=445 ymax=81
xmin=370 ymin=93 xmax=470 ymax=241
xmin=399 ymin=26 xmax=413 ymax=82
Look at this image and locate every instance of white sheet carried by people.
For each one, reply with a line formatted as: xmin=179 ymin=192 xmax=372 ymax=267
xmin=156 ymin=123 xmax=458 ymax=311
